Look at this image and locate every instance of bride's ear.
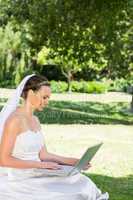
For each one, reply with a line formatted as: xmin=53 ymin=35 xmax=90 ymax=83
xmin=27 ymin=89 xmax=35 ymax=98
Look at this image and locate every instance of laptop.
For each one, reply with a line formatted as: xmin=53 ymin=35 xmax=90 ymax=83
xmin=35 ymin=143 xmax=103 ymax=177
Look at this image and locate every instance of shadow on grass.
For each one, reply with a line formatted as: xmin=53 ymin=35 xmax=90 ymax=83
xmin=36 ymin=101 xmax=133 ymax=125
xmin=84 ymin=173 xmax=133 ymax=200
xmin=0 ymin=100 xmax=132 ymax=125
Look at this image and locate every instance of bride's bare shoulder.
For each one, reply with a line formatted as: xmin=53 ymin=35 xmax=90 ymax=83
xmin=4 ymin=111 xmax=22 ymax=131
xmin=1 ymin=112 xmax=23 ymax=149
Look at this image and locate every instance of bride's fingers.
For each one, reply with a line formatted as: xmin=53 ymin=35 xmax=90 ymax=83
xmin=88 ymin=163 xmax=92 ymax=167
xmin=83 ymin=163 xmax=92 ymax=170
xmin=42 ymin=162 xmax=62 ymax=169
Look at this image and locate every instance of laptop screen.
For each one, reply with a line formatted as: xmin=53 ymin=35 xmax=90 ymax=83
xmin=74 ymin=143 xmax=103 ymax=171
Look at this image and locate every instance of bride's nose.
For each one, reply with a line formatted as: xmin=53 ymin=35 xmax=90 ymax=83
xmin=43 ymin=99 xmax=49 ymax=105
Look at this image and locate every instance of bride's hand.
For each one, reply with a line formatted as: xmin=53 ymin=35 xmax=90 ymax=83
xmin=38 ymin=161 xmax=62 ymax=170
xmin=83 ymin=162 xmax=91 ymax=171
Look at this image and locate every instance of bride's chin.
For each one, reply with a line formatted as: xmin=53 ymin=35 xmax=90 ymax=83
xmin=37 ymin=107 xmax=44 ymax=111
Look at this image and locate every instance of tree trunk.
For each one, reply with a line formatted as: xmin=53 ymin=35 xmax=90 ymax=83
xmin=67 ymin=76 xmax=71 ymax=93
xmin=130 ymin=93 xmax=133 ymax=112
xmin=61 ymin=68 xmax=73 ymax=93
xmin=67 ymin=71 xmax=73 ymax=93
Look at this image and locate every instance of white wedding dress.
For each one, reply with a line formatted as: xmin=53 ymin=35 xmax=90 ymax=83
xmin=0 ymin=130 xmax=109 ymax=200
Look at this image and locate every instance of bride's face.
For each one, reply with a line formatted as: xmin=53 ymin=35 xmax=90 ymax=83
xmin=29 ymin=86 xmax=51 ymax=111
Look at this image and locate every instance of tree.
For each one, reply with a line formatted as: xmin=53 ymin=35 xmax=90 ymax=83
xmin=0 ymin=22 xmax=32 ymax=85
xmin=0 ymin=0 xmax=132 ymax=84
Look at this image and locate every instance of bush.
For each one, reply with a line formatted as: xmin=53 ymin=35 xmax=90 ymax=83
xmin=82 ymin=81 xmax=94 ymax=93
xmin=51 ymin=80 xmax=109 ymax=93
xmin=0 ymin=80 xmax=14 ymax=89
xmin=70 ymin=81 xmax=108 ymax=93
xmin=108 ymin=78 xmax=133 ymax=92
xmin=84 ymin=82 xmax=108 ymax=93
xmin=50 ymin=81 xmax=68 ymax=93
xmin=90 ymin=82 xmax=108 ymax=93
xmin=71 ymin=81 xmax=83 ymax=92
xmin=0 ymin=78 xmax=132 ymax=94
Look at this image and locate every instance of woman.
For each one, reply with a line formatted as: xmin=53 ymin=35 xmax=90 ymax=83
xmin=0 ymin=74 xmax=109 ymax=200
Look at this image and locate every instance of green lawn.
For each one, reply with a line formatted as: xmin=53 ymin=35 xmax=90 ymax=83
xmin=43 ymin=124 xmax=133 ymax=200
xmin=35 ymin=101 xmax=133 ymax=125
xmin=1 ymin=98 xmax=133 ymax=126
xmin=0 ymin=97 xmax=133 ymax=199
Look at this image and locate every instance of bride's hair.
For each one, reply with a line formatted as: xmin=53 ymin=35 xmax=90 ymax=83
xmin=21 ymin=74 xmax=50 ymax=99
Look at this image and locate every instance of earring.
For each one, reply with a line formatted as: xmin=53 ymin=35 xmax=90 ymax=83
xmin=19 ymin=97 xmax=24 ymax=105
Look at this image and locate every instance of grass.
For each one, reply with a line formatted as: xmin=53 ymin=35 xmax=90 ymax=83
xmin=0 ymin=96 xmax=133 ymax=199
xmin=1 ymin=98 xmax=133 ymax=125
xmin=87 ymin=174 xmax=133 ymax=200
xmin=35 ymin=101 xmax=133 ymax=125
xmin=43 ymin=124 xmax=133 ymax=200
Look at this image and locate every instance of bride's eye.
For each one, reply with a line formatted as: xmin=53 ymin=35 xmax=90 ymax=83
xmin=43 ymin=96 xmax=49 ymax=100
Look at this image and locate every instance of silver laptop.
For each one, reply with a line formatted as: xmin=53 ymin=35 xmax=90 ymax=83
xmin=35 ymin=143 xmax=103 ymax=177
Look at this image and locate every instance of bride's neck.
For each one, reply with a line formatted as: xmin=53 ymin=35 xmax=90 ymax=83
xmin=18 ymin=101 xmax=34 ymax=118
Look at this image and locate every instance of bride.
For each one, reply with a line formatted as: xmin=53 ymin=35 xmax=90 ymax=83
xmin=0 ymin=74 xmax=109 ymax=200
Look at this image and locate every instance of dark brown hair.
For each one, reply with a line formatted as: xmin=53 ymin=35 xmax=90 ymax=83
xmin=21 ymin=74 xmax=50 ymax=99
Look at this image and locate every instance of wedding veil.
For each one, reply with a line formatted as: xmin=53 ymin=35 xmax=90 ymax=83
xmin=0 ymin=74 xmax=35 ymax=140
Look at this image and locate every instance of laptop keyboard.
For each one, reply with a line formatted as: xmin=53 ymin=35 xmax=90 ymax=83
xmin=34 ymin=165 xmax=79 ymax=177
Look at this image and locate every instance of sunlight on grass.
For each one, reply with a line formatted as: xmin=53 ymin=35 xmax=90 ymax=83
xmin=42 ymin=124 xmax=133 ymax=200
xmin=0 ymin=96 xmax=133 ymax=199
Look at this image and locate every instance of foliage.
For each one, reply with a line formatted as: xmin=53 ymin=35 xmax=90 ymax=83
xmin=50 ymin=80 xmax=109 ymax=93
xmin=1 ymin=78 xmax=132 ymax=94
xmin=104 ymin=8 xmax=133 ymax=79
xmin=0 ymin=0 xmax=132 ymax=84
xmin=37 ymin=46 xmax=50 ymax=65
xmin=71 ymin=81 xmax=109 ymax=93
xmin=50 ymin=80 xmax=68 ymax=93
xmin=0 ymin=22 xmax=33 ymax=85
xmin=108 ymin=78 xmax=133 ymax=92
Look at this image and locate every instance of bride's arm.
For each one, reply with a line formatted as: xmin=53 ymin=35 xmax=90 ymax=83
xmin=39 ymin=146 xmax=79 ymax=166
xmin=36 ymin=117 xmax=79 ymax=166
xmin=39 ymin=147 xmax=91 ymax=170
xmin=0 ymin=115 xmax=60 ymax=170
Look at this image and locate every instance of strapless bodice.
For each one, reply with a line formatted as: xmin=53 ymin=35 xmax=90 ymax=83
xmin=0 ymin=131 xmax=109 ymax=200
xmin=12 ymin=130 xmax=44 ymax=160
xmin=7 ymin=130 xmax=44 ymax=180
